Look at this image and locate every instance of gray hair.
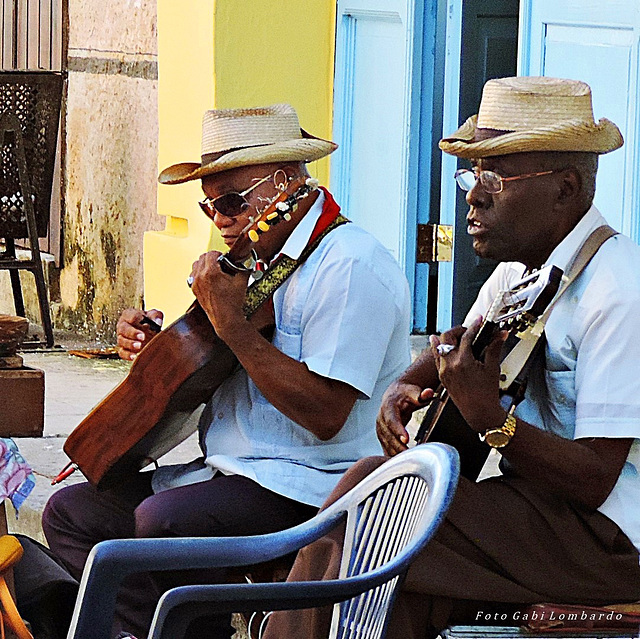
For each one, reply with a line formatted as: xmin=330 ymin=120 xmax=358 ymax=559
xmin=539 ymin=152 xmax=598 ymax=209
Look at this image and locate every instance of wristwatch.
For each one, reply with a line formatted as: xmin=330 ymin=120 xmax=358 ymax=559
xmin=480 ymin=411 xmax=517 ymax=449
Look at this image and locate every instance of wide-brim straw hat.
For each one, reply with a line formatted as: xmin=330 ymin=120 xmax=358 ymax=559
xmin=159 ymin=103 xmax=337 ymax=185
xmin=439 ymin=76 xmax=623 ymax=159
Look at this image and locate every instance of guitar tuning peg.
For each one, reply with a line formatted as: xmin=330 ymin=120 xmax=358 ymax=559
xmin=284 ymin=213 xmax=292 ymax=222
xmin=257 ymin=221 xmax=269 ymax=232
xmin=248 ymin=229 xmax=259 ymax=243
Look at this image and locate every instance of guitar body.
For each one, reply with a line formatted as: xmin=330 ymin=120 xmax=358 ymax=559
xmin=416 ymin=392 xmax=491 ymax=481
xmin=415 ymin=265 xmax=563 ymax=482
xmin=63 ymin=304 xmax=239 ymax=489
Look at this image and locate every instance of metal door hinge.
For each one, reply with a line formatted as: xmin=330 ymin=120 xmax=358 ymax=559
xmin=416 ymin=224 xmax=453 ymax=263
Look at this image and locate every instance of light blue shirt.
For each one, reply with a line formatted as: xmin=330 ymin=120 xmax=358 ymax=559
xmin=153 ymin=192 xmax=412 ymax=506
xmin=466 ymin=206 xmax=640 ymax=553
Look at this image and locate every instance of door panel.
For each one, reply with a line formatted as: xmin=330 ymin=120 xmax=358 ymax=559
xmin=332 ymin=0 xmax=414 ymax=269
xmin=520 ymin=0 xmax=640 ymax=241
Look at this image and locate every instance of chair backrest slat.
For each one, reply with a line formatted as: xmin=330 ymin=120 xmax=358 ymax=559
xmin=332 ymin=472 xmax=433 ymax=639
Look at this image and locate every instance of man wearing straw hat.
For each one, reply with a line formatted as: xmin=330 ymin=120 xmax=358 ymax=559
xmin=263 ymin=77 xmax=640 ymax=639
xmin=42 ymin=104 xmax=412 ymax=638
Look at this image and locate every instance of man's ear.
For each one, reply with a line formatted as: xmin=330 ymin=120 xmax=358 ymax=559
xmin=556 ymin=168 xmax=581 ymax=206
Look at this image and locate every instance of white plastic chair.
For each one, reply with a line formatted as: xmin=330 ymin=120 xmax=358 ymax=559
xmin=67 ymin=443 xmax=460 ymax=639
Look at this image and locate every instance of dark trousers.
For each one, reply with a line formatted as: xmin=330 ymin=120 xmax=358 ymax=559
xmin=263 ymin=456 xmax=640 ymax=639
xmin=42 ymin=471 xmax=317 ymax=639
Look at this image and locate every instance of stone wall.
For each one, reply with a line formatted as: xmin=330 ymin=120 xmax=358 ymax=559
xmin=58 ymin=0 xmax=161 ymax=339
xmin=0 ymin=0 xmax=162 ymax=342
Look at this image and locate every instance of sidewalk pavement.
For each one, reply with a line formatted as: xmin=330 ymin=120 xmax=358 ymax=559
xmin=9 ymin=349 xmax=200 ymax=543
xmin=8 ymin=335 xmax=431 ymax=543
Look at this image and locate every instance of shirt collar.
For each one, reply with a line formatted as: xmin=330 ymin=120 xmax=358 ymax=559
xmin=272 ymin=189 xmax=326 ymax=262
xmin=543 ymin=205 xmax=608 ymax=272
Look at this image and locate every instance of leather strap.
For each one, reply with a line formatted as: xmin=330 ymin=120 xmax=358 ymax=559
xmin=499 ymin=224 xmax=618 ymax=392
xmin=242 ymin=206 xmax=349 ymax=317
xmin=540 ymin=224 xmax=617 ymax=323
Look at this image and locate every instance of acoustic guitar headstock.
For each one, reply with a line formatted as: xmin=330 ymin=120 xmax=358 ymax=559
xmin=471 ymin=265 xmax=563 ymax=359
xmin=487 ymin=265 xmax=564 ymax=332
xmin=219 ymin=176 xmax=319 ymax=275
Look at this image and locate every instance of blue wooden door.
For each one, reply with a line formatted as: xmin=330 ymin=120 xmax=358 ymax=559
xmin=519 ymin=0 xmax=640 ymax=241
xmin=436 ymin=0 xmax=520 ymax=330
xmin=331 ymin=0 xmax=421 ymax=322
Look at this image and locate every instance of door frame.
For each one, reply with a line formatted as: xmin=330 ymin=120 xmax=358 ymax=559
xmin=435 ymin=0 xmax=463 ymax=332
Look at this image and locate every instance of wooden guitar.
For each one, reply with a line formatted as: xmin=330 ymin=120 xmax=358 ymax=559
xmin=56 ymin=176 xmax=318 ymax=490
xmin=415 ymin=265 xmax=563 ymax=480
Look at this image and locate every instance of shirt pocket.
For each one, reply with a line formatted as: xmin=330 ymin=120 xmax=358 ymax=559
xmin=272 ymin=328 xmax=303 ymax=361
xmin=543 ymin=369 xmax=576 ymax=437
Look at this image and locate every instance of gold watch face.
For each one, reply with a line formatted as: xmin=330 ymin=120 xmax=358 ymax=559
xmin=484 ymin=428 xmax=512 ymax=449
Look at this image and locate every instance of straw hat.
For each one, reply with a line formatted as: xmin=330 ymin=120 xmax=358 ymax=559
xmin=159 ymin=104 xmax=337 ymax=184
xmin=439 ymin=76 xmax=623 ymax=159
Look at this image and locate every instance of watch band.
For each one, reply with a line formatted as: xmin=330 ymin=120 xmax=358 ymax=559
xmin=481 ymin=411 xmax=517 ymax=449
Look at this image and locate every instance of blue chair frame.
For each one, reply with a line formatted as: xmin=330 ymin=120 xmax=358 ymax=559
xmin=67 ymin=444 xmax=459 ymax=639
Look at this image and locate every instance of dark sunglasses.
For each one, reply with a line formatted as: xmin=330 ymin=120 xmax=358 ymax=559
xmin=199 ymin=172 xmax=274 ymax=219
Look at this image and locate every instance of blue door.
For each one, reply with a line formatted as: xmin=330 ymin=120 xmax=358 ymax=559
xmin=332 ymin=0 xmax=444 ymax=331
xmin=332 ymin=0 xmax=416 ymax=268
xmin=332 ymin=0 xmax=467 ymax=332
xmin=519 ymin=1 xmax=640 ymax=241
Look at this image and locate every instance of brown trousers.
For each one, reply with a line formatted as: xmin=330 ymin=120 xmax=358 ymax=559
xmin=263 ymin=456 xmax=640 ymax=639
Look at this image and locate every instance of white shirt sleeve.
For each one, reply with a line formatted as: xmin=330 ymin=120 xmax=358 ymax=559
xmin=297 ymin=253 xmax=409 ymax=399
xmin=573 ymin=288 xmax=640 ymax=439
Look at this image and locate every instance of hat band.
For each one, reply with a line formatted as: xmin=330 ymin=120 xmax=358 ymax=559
xmin=473 ymin=127 xmax=513 ymax=142
xmin=201 ymin=144 xmax=270 ymax=166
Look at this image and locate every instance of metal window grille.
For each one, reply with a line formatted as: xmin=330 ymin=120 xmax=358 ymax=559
xmin=1 ymin=0 xmax=63 ymax=71
xmin=1 ymin=0 xmax=64 ymax=260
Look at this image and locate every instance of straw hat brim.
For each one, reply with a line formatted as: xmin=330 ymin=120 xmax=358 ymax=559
xmin=159 ymin=138 xmax=337 ymax=185
xmin=439 ymin=114 xmax=623 ymax=159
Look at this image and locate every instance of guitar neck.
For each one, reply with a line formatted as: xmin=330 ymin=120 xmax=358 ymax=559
xmin=224 ymin=175 xmax=311 ymax=266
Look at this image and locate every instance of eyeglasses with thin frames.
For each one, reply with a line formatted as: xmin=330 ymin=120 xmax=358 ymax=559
xmin=199 ymin=172 xmax=275 ymax=220
xmin=454 ymin=168 xmax=560 ymax=194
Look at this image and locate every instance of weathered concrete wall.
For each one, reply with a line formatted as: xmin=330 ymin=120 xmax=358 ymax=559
xmin=0 ymin=0 xmax=161 ymax=338
xmin=0 ymin=0 xmax=161 ymax=340
xmin=53 ymin=0 xmax=161 ymax=340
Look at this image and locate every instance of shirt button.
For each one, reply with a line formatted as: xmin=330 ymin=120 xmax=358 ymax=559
xmin=218 ymin=412 xmax=224 ymax=419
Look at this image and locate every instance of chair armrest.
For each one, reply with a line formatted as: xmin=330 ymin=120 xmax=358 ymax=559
xmin=68 ymin=508 xmax=345 ymax=639
xmin=149 ymin=572 xmax=404 ymax=639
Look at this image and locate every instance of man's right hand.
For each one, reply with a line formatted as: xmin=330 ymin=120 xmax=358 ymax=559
xmin=376 ymin=382 xmax=434 ymax=456
xmin=116 ymin=308 xmax=164 ymax=361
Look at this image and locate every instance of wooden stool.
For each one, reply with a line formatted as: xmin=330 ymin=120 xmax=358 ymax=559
xmin=0 ymin=535 xmax=32 ymax=639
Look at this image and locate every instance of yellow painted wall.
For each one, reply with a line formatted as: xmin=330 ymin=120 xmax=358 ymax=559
xmin=146 ymin=0 xmax=336 ymax=324
xmin=214 ymin=0 xmax=336 ymax=187
xmin=144 ymin=0 xmax=219 ymax=322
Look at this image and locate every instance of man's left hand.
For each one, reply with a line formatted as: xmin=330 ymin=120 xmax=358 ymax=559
xmin=190 ymin=250 xmax=250 ymax=338
xmin=430 ymin=317 xmax=506 ymax=432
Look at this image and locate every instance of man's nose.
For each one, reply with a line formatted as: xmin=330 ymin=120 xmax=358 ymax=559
xmin=465 ymin=179 xmax=491 ymax=208
xmin=213 ymin=210 xmax=235 ymax=228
